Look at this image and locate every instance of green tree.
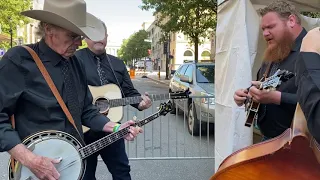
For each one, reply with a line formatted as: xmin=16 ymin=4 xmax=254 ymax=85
xmin=301 ymin=12 xmax=320 ymax=18
xmin=118 ymin=30 xmax=151 ymax=65
xmin=118 ymin=38 xmax=130 ymax=63
xmin=140 ymin=0 xmax=217 ymax=63
xmin=0 ymin=0 xmax=32 ymax=50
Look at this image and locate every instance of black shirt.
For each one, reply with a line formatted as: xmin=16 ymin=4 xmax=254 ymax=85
xmin=0 ymin=39 xmax=109 ymax=152
xmin=256 ymin=29 xmax=307 ymax=138
xmin=296 ymin=52 xmax=320 ymax=143
xmin=75 ymin=48 xmax=141 ymax=109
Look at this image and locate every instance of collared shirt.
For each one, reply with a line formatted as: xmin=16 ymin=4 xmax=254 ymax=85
xmin=256 ymin=28 xmax=307 ymax=138
xmin=0 ymin=39 xmax=109 ymax=152
xmin=296 ymin=52 xmax=320 ymax=143
xmin=75 ymin=48 xmax=141 ymax=109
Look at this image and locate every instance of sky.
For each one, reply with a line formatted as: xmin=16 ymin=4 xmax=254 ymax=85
xmin=86 ymin=0 xmax=155 ymax=44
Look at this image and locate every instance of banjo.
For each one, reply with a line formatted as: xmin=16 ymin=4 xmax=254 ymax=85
xmin=8 ymin=100 xmax=173 ymax=180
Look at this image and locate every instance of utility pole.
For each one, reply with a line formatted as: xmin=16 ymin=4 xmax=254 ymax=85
xmin=165 ymin=34 xmax=170 ymax=80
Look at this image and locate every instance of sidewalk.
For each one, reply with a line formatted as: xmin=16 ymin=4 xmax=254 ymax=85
xmin=146 ymin=71 xmax=171 ymax=85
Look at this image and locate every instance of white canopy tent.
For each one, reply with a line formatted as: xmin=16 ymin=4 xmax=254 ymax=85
xmin=215 ymin=0 xmax=320 ymax=172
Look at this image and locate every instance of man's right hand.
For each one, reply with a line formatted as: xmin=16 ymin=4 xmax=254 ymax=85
xmin=9 ymin=144 xmax=61 ymax=180
xmin=26 ymin=155 xmax=61 ymax=180
xmin=234 ymin=88 xmax=249 ymax=106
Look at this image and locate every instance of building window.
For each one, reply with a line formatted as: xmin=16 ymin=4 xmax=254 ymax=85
xmin=183 ymin=50 xmax=194 ymax=62
xmin=183 ymin=50 xmax=193 ymax=56
xmin=201 ymin=50 xmax=211 ymax=61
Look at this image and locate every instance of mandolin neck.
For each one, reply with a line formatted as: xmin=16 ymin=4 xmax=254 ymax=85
xmin=79 ymin=112 xmax=161 ymax=159
xmin=108 ymin=94 xmax=170 ymax=108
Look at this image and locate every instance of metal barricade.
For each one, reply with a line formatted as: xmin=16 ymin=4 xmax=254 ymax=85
xmin=120 ymin=96 xmax=215 ymax=161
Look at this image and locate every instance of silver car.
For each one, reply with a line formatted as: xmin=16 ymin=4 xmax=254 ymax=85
xmin=169 ymin=62 xmax=214 ymax=136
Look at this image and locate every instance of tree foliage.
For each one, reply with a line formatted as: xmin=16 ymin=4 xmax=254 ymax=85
xmin=118 ymin=30 xmax=151 ymax=65
xmin=301 ymin=12 xmax=320 ymax=18
xmin=0 ymin=0 xmax=32 ymax=50
xmin=140 ymin=0 xmax=217 ymax=62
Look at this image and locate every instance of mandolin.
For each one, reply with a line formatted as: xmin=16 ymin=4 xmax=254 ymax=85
xmin=244 ymin=69 xmax=295 ymax=127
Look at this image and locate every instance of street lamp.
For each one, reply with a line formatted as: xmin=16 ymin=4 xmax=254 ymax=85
xmin=8 ymin=17 xmax=12 ymax=48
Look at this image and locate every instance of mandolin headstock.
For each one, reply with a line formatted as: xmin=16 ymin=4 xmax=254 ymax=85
xmin=158 ymin=100 xmax=173 ymax=116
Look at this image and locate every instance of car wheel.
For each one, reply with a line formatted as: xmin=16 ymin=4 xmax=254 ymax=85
xmin=187 ymin=103 xmax=200 ymax=136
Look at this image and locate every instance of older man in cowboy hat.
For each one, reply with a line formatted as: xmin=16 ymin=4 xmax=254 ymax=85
xmin=0 ymin=0 xmax=142 ymax=180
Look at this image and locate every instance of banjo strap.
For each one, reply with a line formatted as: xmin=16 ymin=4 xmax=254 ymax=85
xmin=20 ymin=46 xmax=84 ymax=139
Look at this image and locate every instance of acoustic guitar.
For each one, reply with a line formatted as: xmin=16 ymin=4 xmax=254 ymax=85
xmin=81 ymin=84 xmax=189 ymax=133
xmin=244 ymin=69 xmax=294 ymax=127
xmin=8 ymin=100 xmax=173 ymax=180
xmin=88 ymin=84 xmax=190 ymax=123
xmin=210 ymin=103 xmax=320 ymax=180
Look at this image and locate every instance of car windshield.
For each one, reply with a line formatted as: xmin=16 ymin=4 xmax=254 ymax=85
xmin=196 ymin=65 xmax=214 ymax=83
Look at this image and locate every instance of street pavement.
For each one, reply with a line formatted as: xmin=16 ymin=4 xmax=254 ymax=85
xmin=0 ymin=76 xmax=215 ymax=180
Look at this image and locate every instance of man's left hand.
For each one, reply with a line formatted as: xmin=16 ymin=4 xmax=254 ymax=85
xmin=248 ymin=81 xmax=281 ymax=105
xmin=138 ymin=92 xmax=152 ymax=110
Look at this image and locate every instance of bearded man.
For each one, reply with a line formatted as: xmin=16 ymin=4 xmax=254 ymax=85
xmin=233 ymin=0 xmax=307 ymax=141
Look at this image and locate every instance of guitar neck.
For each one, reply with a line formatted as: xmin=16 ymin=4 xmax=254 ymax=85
xmin=108 ymin=94 xmax=170 ymax=108
xmin=79 ymin=112 xmax=161 ymax=159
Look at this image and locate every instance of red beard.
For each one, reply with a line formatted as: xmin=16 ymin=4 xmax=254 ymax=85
xmin=263 ymin=29 xmax=295 ymax=62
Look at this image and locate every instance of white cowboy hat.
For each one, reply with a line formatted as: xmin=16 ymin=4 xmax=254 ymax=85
xmin=21 ymin=0 xmax=105 ymax=41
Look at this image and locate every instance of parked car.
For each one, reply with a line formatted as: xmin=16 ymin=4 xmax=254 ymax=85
xmin=169 ymin=62 xmax=214 ymax=136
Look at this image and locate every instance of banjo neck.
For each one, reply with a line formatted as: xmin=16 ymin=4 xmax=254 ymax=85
xmin=78 ymin=111 xmax=161 ymax=159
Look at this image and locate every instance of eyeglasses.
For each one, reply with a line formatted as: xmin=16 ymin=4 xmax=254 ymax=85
xmin=69 ymin=34 xmax=85 ymax=41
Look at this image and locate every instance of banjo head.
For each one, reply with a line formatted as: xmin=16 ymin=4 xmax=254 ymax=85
xmin=8 ymin=131 xmax=85 ymax=180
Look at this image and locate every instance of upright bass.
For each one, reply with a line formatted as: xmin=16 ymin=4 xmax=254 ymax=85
xmin=210 ymin=104 xmax=320 ymax=180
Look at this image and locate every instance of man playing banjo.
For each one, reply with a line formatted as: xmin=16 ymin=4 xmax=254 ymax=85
xmin=0 ymin=0 xmax=142 ymax=179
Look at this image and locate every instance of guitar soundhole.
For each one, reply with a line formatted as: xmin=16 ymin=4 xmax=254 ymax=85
xmin=95 ymin=97 xmax=110 ymax=113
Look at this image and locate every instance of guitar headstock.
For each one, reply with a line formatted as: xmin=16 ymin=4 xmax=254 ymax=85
xmin=261 ymin=69 xmax=294 ymax=89
xmin=169 ymin=88 xmax=191 ymax=99
xmin=158 ymin=100 xmax=173 ymax=116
